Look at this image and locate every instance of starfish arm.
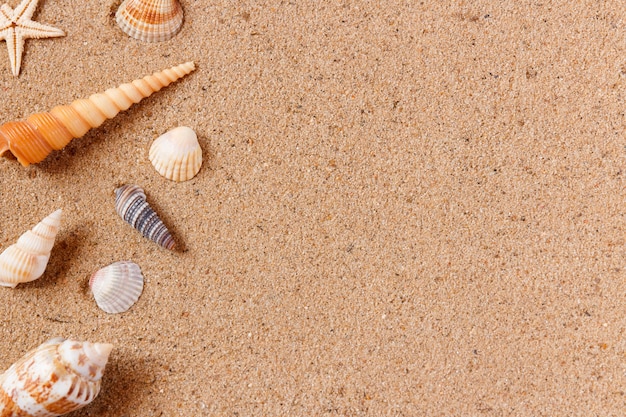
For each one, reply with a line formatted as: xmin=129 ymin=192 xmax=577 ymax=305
xmin=0 ymin=6 xmax=13 ymax=32
xmin=0 ymin=20 xmax=11 ymax=36
xmin=4 ymin=28 xmax=23 ymax=76
xmin=13 ymin=0 xmax=38 ymax=21
xmin=16 ymin=20 xmax=64 ymax=38
xmin=0 ymin=4 xmax=14 ymax=20
xmin=0 ymin=26 xmax=10 ymax=44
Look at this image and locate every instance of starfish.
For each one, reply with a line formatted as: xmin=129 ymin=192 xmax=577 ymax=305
xmin=0 ymin=0 xmax=64 ymax=76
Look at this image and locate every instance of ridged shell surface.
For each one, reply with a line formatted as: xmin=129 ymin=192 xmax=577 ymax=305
xmin=90 ymin=261 xmax=144 ymax=314
xmin=115 ymin=184 xmax=176 ymax=250
xmin=0 ymin=209 xmax=62 ymax=288
xmin=0 ymin=338 xmax=113 ymax=417
xmin=116 ymin=0 xmax=184 ymax=42
xmin=149 ymin=126 xmax=202 ymax=182
xmin=0 ymin=62 xmax=195 ymax=166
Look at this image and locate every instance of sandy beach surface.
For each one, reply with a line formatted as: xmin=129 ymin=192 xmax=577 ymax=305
xmin=0 ymin=1 xmax=625 ymax=415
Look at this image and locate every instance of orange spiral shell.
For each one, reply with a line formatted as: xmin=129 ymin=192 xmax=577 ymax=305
xmin=0 ymin=61 xmax=195 ymax=166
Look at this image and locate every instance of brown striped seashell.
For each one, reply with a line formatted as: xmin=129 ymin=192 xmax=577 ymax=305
xmin=0 ymin=61 xmax=195 ymax=167
xmin=116 ymin=0 xmax=184 ymax=42
xmin=0 ymin=209 xmax=62 ymax=288
xmin=149 ymin=126 xmax=202 ymax=182
xmin=90 ymin=261 xmax=144 ymax=314
xmin=0 ymin=338 xmax=113 ymax=416
xmin=115 ymin=184 xmax=176 ymax=250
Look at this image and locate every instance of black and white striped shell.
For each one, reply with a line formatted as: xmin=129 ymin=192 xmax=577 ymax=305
xmin=114 ymin=184 xmax=175 ymax=250
xmin=0 ymin=338 xmax=113 ymax=416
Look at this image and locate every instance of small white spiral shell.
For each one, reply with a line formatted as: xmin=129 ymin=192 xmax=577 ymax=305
xmin=0 ymin=209 xmax=62 ymax=287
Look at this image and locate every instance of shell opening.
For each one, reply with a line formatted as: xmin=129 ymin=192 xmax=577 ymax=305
xmin=0 ymin=145 xmax=7 ymax=156
xmin=0 ymin=132 xmax=9 ymax=156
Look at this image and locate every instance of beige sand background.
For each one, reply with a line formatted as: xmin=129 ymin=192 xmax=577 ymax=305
xmin=0 ymin=0 xmax=625 ymax=415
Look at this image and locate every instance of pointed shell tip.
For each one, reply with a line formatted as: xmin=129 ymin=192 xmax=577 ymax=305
xmin=95 ymin=342 xmax=114 ymax=359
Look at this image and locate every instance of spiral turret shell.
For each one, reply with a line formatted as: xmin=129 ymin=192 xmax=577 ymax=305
xmin=0 ymin=61 xmax=195 ymax=166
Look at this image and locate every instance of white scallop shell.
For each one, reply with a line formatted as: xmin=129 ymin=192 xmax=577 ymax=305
xmin=149 ymin=126 xmax=202 ymax=182
xmin=0 ymin=209 xmax=62 ymax=287
xmin=89 ymin=261 xmax=144 ymax=314
xmin=0 ymin=338 xmax=113 ymax=416
xmin=116 ymin=0 xmax=184 ymax=42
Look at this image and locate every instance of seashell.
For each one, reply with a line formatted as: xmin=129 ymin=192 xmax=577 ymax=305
xmin=0 ymin=209 xmax=62 ymax=288
xmin=116 ymin=0 xmax=184 ymax=42
xmin=115 ymin=184 xmax=176 ymax=250
xmin=149 ymin=126 xmax=202 ymax=182
xmin=90 ymin=261 xmax=144 ymax=314
xmin=0 ymin=61 xmax=195 ymax=167
xmin=0 ymin=338 xmax=113 ymax=417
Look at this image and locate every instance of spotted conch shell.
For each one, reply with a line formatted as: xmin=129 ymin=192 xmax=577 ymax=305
xmin=0 ymin=338 xmax=113 ymax=416
xmin=0 ymin=209 xmax=62 ymax=288
xmin=0 ymin=61 xmax=195 ymax=167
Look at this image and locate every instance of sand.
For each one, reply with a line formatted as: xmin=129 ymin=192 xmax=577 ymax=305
xmin=0 ymin=1 xmax=625 ymax=415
